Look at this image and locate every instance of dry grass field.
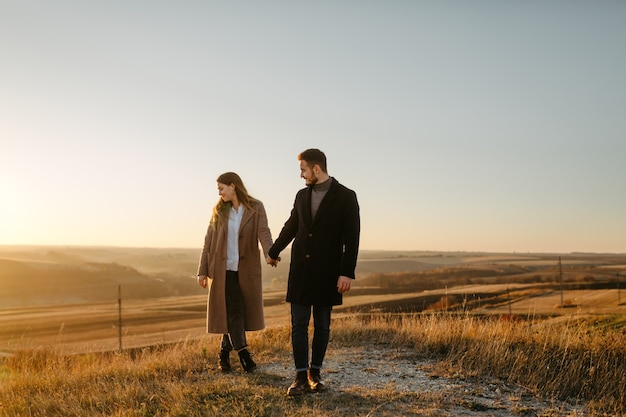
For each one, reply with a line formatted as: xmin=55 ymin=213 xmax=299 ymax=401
xmin=2 ymin=314 xmax=625 ymax=416
xmin=1 ymin=246 xmax=626 ymax=415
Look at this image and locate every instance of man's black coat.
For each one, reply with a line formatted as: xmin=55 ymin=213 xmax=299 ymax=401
xmin=269 ymin=178 xmax=360 ymax=306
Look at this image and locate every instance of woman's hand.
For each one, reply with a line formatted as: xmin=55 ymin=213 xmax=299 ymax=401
xmin=197 ymin=275 xmax=208 ymax=289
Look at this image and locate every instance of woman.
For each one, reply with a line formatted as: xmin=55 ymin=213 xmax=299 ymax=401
xmin=197 ymin=172 xmax=275 ymax=373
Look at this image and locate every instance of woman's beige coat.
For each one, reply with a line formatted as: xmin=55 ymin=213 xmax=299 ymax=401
xmin=197 ymin=199 xmax=273 ymax=334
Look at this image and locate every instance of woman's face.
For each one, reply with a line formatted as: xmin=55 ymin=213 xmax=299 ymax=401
xmin=217 ymin=182 xmax=236 ymax=203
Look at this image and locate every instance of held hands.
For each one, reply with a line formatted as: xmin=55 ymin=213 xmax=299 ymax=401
xmin=337 ymin=276 xmax=353 ymax=293
xmin=266 ymin=256 xmax=281 ymax=267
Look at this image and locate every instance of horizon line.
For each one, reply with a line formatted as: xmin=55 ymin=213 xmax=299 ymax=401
xmin=0 ymin=243 xmax=624 ymax=256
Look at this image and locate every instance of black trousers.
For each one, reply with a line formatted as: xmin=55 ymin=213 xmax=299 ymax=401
xmin=220 ymin=270 xmax=247 ymax=351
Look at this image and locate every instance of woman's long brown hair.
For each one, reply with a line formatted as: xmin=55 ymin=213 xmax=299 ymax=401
xmin=210 ymin=172 xmax=257 ymax=228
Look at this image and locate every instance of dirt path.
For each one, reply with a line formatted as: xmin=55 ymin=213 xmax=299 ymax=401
xmin=257 ymin=344 xmax=587 ymax=416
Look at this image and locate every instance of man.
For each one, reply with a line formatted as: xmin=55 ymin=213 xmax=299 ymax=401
xmin=267 ymin=148 xmax=360 ymax=396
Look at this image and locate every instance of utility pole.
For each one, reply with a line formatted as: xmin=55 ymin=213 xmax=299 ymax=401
xmin=618 ymin=272 xmax=622 ymax=306
xmin=559 ymin=256 xmax=564 ymax=308
xmin=118 ymin=285 xmax=123 ymax=353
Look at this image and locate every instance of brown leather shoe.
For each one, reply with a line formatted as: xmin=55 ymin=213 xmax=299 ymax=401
xmin=287 ymin=371 xmax=309 ymax=396
xmin=308 ymin=368 xmax=326 ymax=392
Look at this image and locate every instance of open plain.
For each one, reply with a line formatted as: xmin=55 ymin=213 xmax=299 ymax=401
xmin=1 ymin=246 xmax=625 ymax=354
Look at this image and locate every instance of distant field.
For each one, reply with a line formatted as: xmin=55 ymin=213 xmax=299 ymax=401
xmin=1 ymin=246 xmax=625 ymax=355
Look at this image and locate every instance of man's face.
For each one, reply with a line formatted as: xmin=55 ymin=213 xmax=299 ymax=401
xmin=300 ymin=160 xmax=318 ymax=186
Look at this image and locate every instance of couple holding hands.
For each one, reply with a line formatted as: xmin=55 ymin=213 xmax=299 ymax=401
xmin=196 ymin=148 xmax=360 ymax=396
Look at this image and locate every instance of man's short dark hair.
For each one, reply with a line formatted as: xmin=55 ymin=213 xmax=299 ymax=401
xmin=298 ymin=148 xmax=327 ymax=173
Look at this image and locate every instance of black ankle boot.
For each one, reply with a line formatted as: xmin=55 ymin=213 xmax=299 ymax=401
xmin=218 ymin=349 xmax=231 ymax=372
xmin=238 ymin=348 xmax=257 ymax=373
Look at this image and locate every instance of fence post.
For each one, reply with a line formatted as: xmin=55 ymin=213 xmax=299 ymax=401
xmin=558 ymin=257 xmax=564 ymax=308
xmin=507 ymin=287 xmax=512 ymax=315
xmin=118 ymin=285 xmax=123 ymax=353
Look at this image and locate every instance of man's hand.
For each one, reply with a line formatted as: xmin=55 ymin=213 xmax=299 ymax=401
xmin=197 ymin=275 xmax=208 ymax=289
xmin=337 ymin=276 xmax=353 ymax=293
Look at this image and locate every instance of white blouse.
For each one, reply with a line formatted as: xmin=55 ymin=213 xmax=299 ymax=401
xmin=226 ymin=205 xmax=244 ymax=271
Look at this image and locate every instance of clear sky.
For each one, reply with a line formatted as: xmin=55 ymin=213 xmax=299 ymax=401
xmin=1 ymin=1 xmax=625 ymax=253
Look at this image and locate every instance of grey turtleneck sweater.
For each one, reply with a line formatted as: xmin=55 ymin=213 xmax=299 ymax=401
xmin=311 ymin=177 xmax=332 ymax=219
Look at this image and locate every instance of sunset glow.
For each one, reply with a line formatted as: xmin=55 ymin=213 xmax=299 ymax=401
xmin=1 ymin=1 xmax=625 ymax=253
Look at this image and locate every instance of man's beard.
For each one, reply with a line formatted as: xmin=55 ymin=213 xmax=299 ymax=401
xmin=306 ymin=173 xmax=318 ymax=185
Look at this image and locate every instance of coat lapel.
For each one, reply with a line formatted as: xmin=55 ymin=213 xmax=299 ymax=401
xmin=303 ymin=187 xmax=314 ymax=227
xmin=240 ymin=204 xmax=254 ymax=232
